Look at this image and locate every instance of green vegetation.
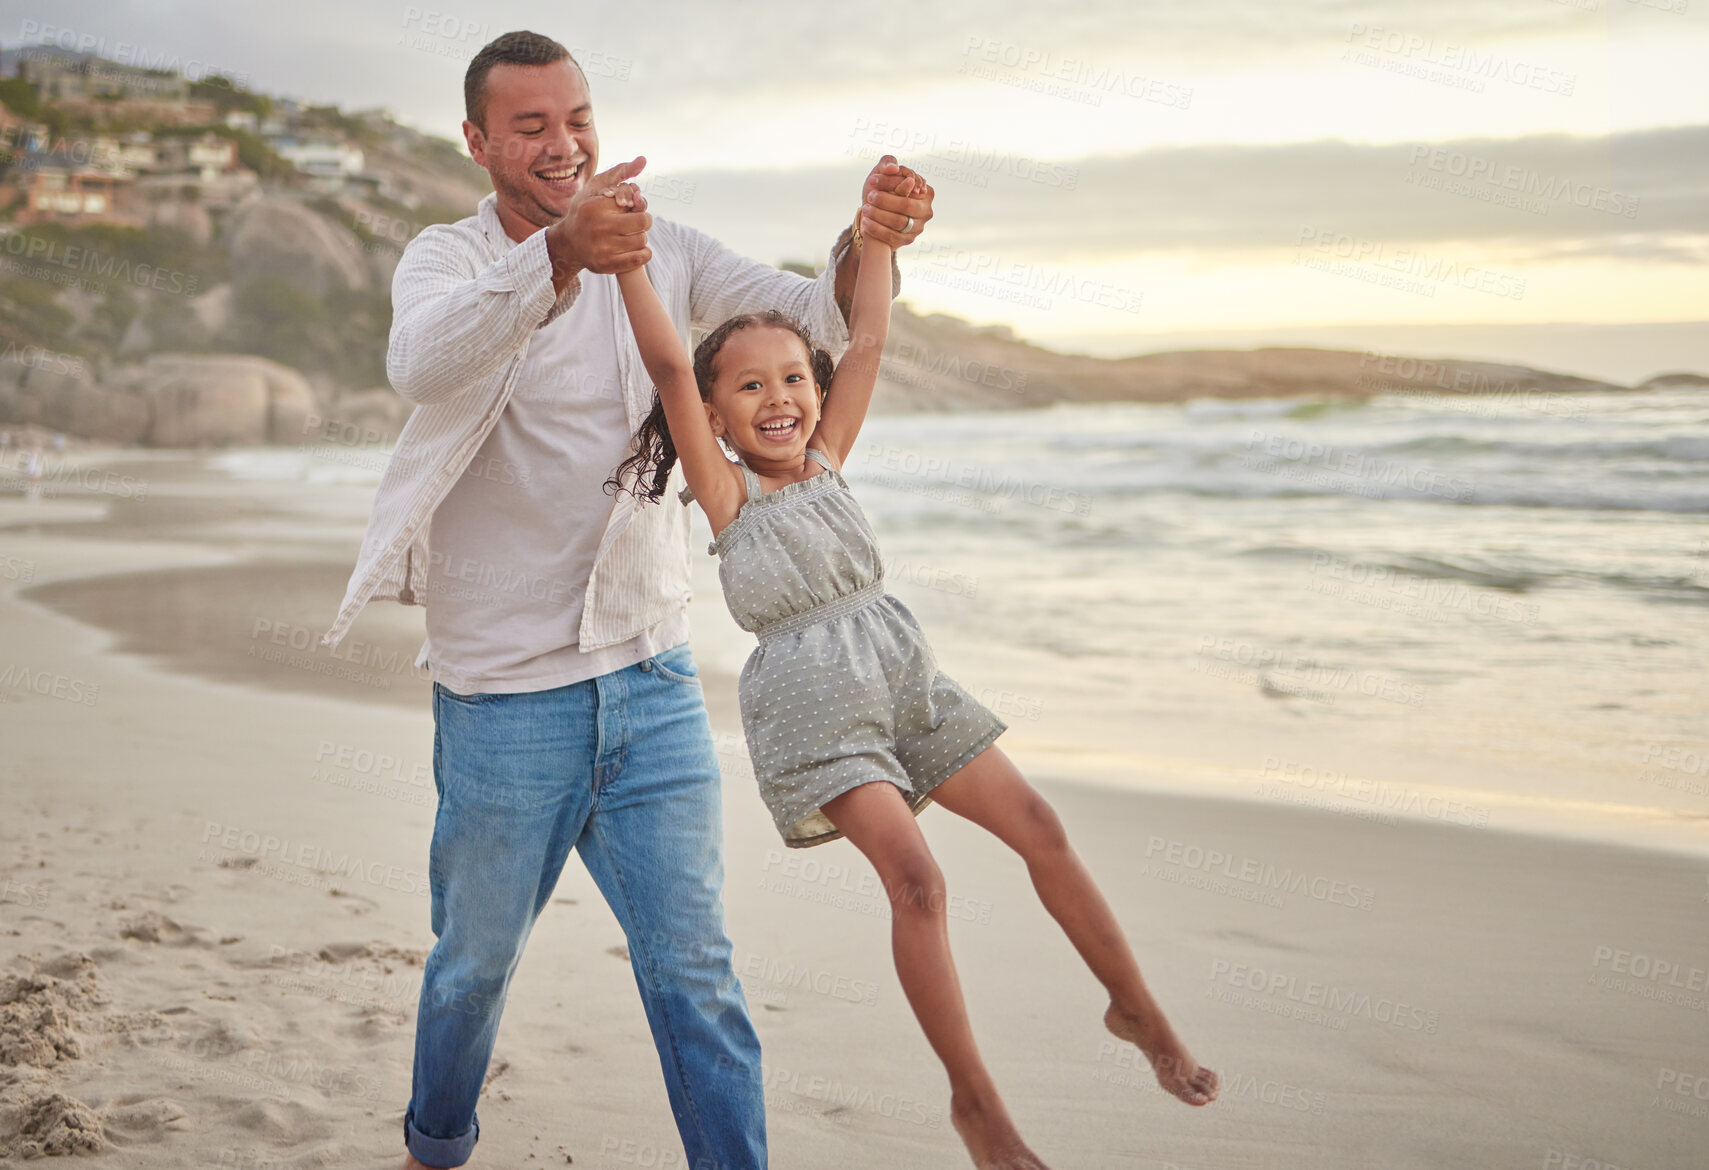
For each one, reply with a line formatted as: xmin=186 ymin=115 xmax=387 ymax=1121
xmin=404 ymin=131 xmax=487 ymax=188
xmin=305 ymin=195 xmax=384 ymax=254
xmin=228 ymin=129 xmax=295 ymax=183
xmin=152 ymin=123 xmax=297 ymax=183
xmin=83 ymin=286 xmax=142 ymax=353
xmin=362 ymin=188 xmax=471 ymax=233
xmin=38 ymin=103 xmax=101 ymax=140
xmin=299 ymin=103 xmax=384 ymax=149
xmin=0 ymin=78 xmax=41 ymax=119
xmin=0 ymin=62 xmax=473 ymax=394
xmin=187 ymin=76 xmax=272 ymax=119
xmin=0 ymin=278 xmax=75 ymax=354
xmin=0 ymin=225 xmax=224 ymax=365
xmin=225 ymin=278 xmax=390 ymax=389
xmin=139 ymin=285 xmax=210 ymax=353
xmin=2 ymin=223 xmax=226 ymax=295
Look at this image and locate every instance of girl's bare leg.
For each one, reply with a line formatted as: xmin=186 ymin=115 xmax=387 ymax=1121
xmin=820 ymin=780 xmax=1049 ymax=1169
xmin=929 ymin=746 xmax=1220 ymax=1107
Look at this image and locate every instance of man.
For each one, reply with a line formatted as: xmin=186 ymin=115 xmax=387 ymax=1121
xmin=318 ymin=29 xmax=935 ymax=1170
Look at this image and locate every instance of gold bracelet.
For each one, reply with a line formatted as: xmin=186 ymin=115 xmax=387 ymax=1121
xmin=850 ymin=208 xmax=862 ymax=250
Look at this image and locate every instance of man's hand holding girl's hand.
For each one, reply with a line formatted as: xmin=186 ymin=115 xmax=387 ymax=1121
xmin=859 ymin=154 xmax=933 ymax=248
xmin=605 ymin=181 xmax=648 ymax=213
xmin=546 ymin=155 xmax=653 ymax=281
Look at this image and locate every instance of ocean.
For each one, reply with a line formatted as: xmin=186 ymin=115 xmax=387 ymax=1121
xmin=235 ymin=385 xmax=1709 ymax=848
xmin=796 ymin=387 xmax=1704 ymax=845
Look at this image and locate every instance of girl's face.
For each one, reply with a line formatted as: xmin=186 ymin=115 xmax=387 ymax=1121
xmin=705 ymin=326 xmax=823 ymax=468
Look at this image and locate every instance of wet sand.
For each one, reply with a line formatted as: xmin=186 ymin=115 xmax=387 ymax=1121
xmin=2 ymin=454 xmax=1706 ymax=1168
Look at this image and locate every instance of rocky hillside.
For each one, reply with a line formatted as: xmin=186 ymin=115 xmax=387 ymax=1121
xmin=867 ymin=308 xmax=1631 ymax=412
xmin=0 ymin=60 xmax=1676 ymax=448
xmin=1 ymin=308 xmax=1643 ymax=449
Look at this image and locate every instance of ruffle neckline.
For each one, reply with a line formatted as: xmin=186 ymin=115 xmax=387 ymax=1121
xmin=708 ymin=463 xmax=846 ymax=558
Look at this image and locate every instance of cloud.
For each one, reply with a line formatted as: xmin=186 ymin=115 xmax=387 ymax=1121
xmin=652 ymin=125 xmax=1709 ymax=269
xmin=12 ymin=0 xmax=1624 ymax=130
xmin=13 ymin=1 xmax=1703 ymax=274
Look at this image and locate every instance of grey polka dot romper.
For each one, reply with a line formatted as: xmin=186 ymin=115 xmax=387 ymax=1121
xmin=706 ymin=445 xmax=1007 ymax=849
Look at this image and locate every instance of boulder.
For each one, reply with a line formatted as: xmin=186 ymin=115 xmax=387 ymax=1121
xmin=265 ymin=365 xmax=318 ymax=442
xmin=323 ymin=387 xmax=413 ymax=443
xmin=146 ymin=198 xmax=215 ymax=247
xmin=227 ymin=197 xmax=371 ymax=297
xmin=138 ymin=353 xmax=324 ymax=447
xmin=1638 ymin=371 xmax=1709 ymax=390
xmin=0 ymin=351 xmax=326 ymax=447
xmin=141 ymin=359 xmax=269 ymax=447
xmin=0 ymin=364 xmax=151 ymax=445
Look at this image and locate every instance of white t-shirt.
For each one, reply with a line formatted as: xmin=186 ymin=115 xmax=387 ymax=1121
xmin=423 ymin=272 xmax=688 ymax=694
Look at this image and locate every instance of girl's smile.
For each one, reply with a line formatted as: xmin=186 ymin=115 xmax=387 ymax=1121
xmin=754 ymin=415 xmax=802 ymax=442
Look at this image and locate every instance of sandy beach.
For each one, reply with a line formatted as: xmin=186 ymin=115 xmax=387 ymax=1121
xmin=2 ymin=452 xmax=1707 ymax=1170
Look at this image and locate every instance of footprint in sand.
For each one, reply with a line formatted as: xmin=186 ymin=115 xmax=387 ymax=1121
xmin=229 ymin=1097 xmax=339 ymax=1144
xmin=118 ymin=910 xmax=211 ymax=947
xmin=103 ymin=1095 xmax=191 ymax=1143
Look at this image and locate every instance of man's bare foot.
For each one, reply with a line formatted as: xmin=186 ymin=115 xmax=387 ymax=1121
xmin=1105 ymin=1003 xmax=1219 ymax=1106
xmin=397 ymin=1154 xmax=437 ymax=1169
xmin=950 ymin=1088 xmax=1051 ymax=1169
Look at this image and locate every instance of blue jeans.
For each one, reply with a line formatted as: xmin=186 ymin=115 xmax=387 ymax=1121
xmin=405 ymin=642 xmax=767 ymax=1169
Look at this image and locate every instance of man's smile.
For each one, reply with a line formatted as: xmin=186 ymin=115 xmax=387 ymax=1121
xmin=534 ymin=158 xmax=586 ymax=192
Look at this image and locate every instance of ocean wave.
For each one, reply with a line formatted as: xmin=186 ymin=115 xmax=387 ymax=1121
xmin=206 ymin=448 xmax=386 ymax=485
xmin=1366 ymin=434 xmax=1709 ymax=461
xmin=1180 ymin=396 xmax=1351 ymax=421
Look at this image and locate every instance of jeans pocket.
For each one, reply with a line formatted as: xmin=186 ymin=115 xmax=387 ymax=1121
xmin=650 ymin=645 xmax=701 ymax=686
xmin=435 ymin=682 xmax=503 ymax=704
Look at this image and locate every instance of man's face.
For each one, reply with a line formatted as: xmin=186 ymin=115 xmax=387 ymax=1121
xmin=463 ymin=59 xmax=598 ymax=230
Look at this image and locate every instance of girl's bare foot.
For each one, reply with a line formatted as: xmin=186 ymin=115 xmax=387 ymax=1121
xmin=950 ymin=1088 xmax=1052 ymax=1169
xmin=1104 ymin=1003 xmax=1219 ymax=1106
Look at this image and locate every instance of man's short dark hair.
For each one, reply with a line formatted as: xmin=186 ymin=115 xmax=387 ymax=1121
xmin=464 ymin=31 xmax=578 ymax=131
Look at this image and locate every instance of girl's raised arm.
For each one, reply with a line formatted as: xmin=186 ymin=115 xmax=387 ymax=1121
xmin=810 ymin=180 xmax=918 ymax=468
xmin=612 ymin=262 xmax=744 ymax=533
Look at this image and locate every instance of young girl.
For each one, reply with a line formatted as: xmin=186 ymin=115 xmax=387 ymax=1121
xmin=605 ymin=176 xmax=1218 ymax=1168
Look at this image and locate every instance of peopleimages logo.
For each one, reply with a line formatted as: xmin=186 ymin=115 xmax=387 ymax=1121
xmin=0 ymin=341 xmax=89 ymax=379
xmin=715 ymin=1056 xmax=944 ymax=1129
xmin=16 ymin=21 xmax=250 ymax=86
xmin=1342 ymin=23 xmax=1577 ymax=95
xmin=1208 ymin=958 xmax=1440 ymax=1033
xmin=1144 ymin=835 xmax=1377 ymax=910
xmin=199 ymin=821 xmax=429 ymax=897
xmin=1 ymin=232 xmax=200 ymax=295
xmin=1294 ymin=226 xmax=1526 ymax=301
xmin=1590 ymin=945 xmax=1707 ymax=991
xmin=1405 ymin=145 xmax=1641 ymax=218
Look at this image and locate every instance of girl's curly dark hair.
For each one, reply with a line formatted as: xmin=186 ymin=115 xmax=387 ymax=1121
xmin=606 ymin=309 xmax=837 ymax=503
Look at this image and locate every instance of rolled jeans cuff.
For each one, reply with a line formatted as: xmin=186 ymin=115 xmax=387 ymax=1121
xmin=406 ymin=1107 xmax=478 ymax=1168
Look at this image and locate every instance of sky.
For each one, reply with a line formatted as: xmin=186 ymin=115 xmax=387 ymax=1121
xmin=6 ymin=0 xmax=1708 ymax=378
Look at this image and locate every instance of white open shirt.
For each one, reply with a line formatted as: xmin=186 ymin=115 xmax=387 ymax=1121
xmin=321 ymin=191 xmax=891 ymax=687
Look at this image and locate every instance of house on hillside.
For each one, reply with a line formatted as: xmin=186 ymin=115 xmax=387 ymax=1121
xmin=13 ymin=48 xmax=215 ymax=127
xmin=0 ymin=103 xmax=41 ymax=161
xmin=274 ymin=137 xmax=369 ymax=194
xmin=131 ymin=131 xmax=257 ymax=208
xmin=12 ymin=152 xmax=139 ymax=225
